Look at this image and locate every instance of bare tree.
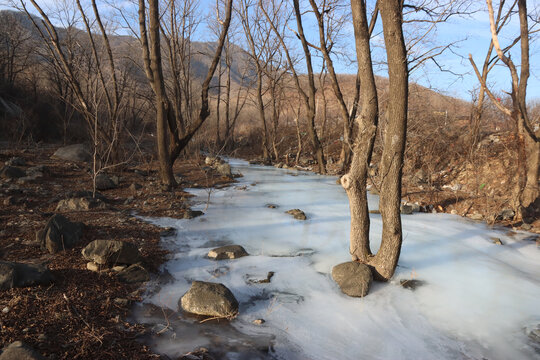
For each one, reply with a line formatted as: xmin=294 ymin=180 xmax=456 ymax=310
xmin=469 ymin=0 xmax=539 ymax=218
xmin=138 ymin=0 xmax=233 ymax=186
xmin=261 ymin=0 xmax=326 ymax=173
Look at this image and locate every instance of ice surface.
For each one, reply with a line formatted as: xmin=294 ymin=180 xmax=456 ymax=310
xmin=137 ymin=159 xmax=540 ymax=360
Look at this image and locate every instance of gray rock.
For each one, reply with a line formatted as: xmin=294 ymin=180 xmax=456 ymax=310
xmin=0 ymin=166 xmax=25 ymax=179
xmin=129 ymin=183 xmax=142 ymax=192
xmin=286 ymin=209 xmax=307 ymax=220
xmin=498 ymin=208 xmax=515 ymax=221
xmin=0 ymin=341 xmax=44 ymax=360
xmin=95 ymin=173 xmax=117 ymax=190
xmin=0 ymin=262 xmax=54 ymax=290
xmin=56 ymin=197 xmax=107 ymax=211
xmin=331 ymin=261 xmax=372 ymax=297
xmin=266 ymin=203 xmax=278 ymax=209
xmin=253 ymin=319 xmax=265 ymax=325
xmin=116 ymin=263 xmax=149 ymax=283
xmin=400 ymin=204 xmax=414 ymax=215
xmin=216 ymin=163 xmax=232 ymax=178
xmin=184 ymin=209 xmax=204 ymax=219
xmin=528 ymin=324 xmax=540 ymax=344
xmin=81 ymin=240 xmax=140 ymax=265
xmin=5 ymin=157 xmax=26 ymax=166
xmin=51 ymin=144 xmax=91 ymax=162
xmin=180 ymin=281 xmax=239 ymax=318
xmin=36 ymin=214 xmax=83 ymax=254
xmin=208 ymin=245 xmax=249 ymax=260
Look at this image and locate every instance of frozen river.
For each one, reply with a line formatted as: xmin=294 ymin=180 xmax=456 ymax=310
xmin=136 ymin=159 xmax=540 ymax=360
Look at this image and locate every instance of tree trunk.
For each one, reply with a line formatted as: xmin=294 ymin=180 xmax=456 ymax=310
xmin=344 ymin=0 xmax=379 ymax=264
xmin=372 ymin=0 xmax=408 ymax=281
xmin=146 ymin=0 xmax=175 ymax=186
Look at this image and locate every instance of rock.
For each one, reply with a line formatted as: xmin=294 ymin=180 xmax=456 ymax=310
xmin=247 ymin=271 xmax=275 ymax=284
xmin=490 ymin=237 xmax=503 ymax=245
xmin=400 ymin=279 xmax=426 ymax=290
xmin=36 ymin=214 xmax=83 ymax=254
xmin=286 ymin=209 xmax=307 ymax=220
xmin=521 ymin=223 xmax=532 ymax=231
xmin=180 ymin=281 xmax=239 ymax=318
xmin=51 ymin=144 xmax=91 ymax=162
xmin=216 ymin=163 xmax=232 ymax=178
xmin=0 ymin=166 xmax=25 ymax=179
xmin=0 ymin=341 xmax=44 ymax=360
xmin=114 ymin=298 xmax=130 ymax=306
xmin=116 ymin=263 xmax=149 ymax=283
xmin=253 ymin=319 xmax=265 ymax=325
xmin=469 ymin=213 xmax=483 ymax=221
xmin=184 ymin=209 xmax=204 ymax=219
xmin=86 ymin=262 xmax=100 ymax=272
xmin=26 ymin=165 xmax=48 ymax=176
xmin=274 ymin=163 xmax=283 ymax=169
xmin=0 ymin=261 xmax=54 ymax=290
xmin=66 ymin=190 xmax=107 ymax=201
xmin=208 ymin=245 xmax=249 ymax=260
xmin=95 ymin=173 xmax=116 ymax=190
xmin=205 ymin=156 xmax=217 ymax=166
xmin=82 ymin=240 xmax=140 ymax=266
xmin=400 ymin=204 xmax=414 ymax=215
xmin=5 ymin=157 xmax=26 ymax=166
xmin=450 ymin=209 xmax=458 ymax=215
xmin=528 ymin=324 xmax=540 ymax=344
xmin=129 ymin=183 xmax=142 ymax=192
xmin=497 ymin=208 xmax=515 ymax=221
xmin=266 ymin=204 xmax=278 ymax=209
xmin=331 ymin=261 xmax=372 ymax=297
xmin=55 ymin=197 xmax=107 ymax=211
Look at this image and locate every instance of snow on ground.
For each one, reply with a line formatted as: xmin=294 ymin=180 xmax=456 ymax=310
xmin=138 ymin=159 xmax=540 ymax=360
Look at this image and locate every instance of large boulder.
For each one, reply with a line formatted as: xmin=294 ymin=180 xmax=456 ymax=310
xmin=0 ymin=341 xmax=44 ymax=360
xmin=36 ymin=214 xmax=83 ymax=254
xmin=56 ymin=197 xmax=107 ymax=211
xmin=0 ymin=262 xmax=54 ymax=290
xmin=0 ymin=166 xmax=26 ymax=180
xmin=180 ymin=281 xmax=238 ymax=318
xmin=81 ymin=240 xmax=140 ymax=266
xmin=208 ymin=245 xmax=248 ymax=260
xmin=331 ymin=261 xmax=372 ymax=297
xmin=51 ymin=144 xmax=91 ymax=162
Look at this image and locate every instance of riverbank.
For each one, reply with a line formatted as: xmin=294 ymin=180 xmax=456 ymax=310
xmin=0 ymin=144 xmax=234 ymax=359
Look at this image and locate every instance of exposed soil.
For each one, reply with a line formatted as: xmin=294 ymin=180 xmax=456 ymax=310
xmin=0 ymin=144 xmax=234 ymax=359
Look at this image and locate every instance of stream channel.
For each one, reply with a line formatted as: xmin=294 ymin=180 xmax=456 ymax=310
xmin=133 ymin=159 xmax=540 ymax=360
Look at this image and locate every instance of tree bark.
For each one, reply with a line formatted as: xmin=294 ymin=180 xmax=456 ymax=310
xmin=344 ymin=0 xmax=379 ymax=264
xmin=373 ymin=0 xmax=408 ymax=281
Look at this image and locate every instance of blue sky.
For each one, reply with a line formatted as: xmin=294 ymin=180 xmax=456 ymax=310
xmin=3 ymin=0 xmax=539 ymax=102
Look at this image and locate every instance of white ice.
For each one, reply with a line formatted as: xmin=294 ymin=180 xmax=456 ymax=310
xmin=140 ymin=159 xmax=540 ymax=360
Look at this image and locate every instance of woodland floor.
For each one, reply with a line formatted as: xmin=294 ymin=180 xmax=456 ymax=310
xmin=0 ymin=144 xmax=232 ymax=360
